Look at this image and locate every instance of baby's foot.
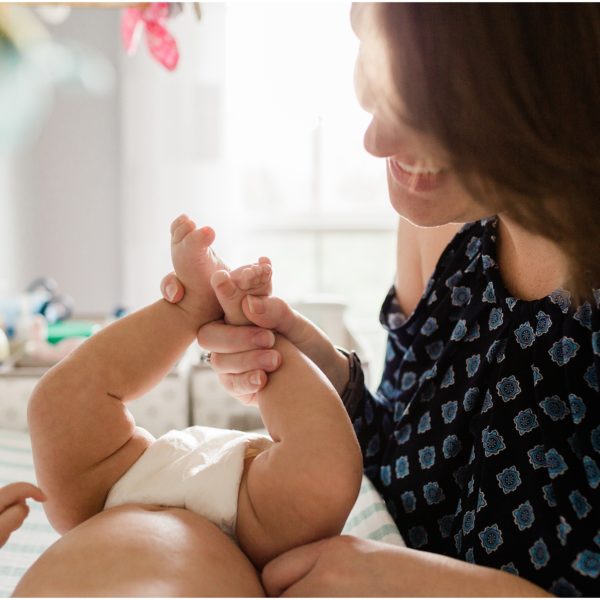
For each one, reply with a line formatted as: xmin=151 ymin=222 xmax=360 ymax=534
xmin=211 ymin=257 xmax=272 ymax=326
xmin=170 ymin=214 xmax=228 ymax=324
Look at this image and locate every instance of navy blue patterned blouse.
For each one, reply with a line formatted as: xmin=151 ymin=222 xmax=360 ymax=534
xmin=350 ymin=217 xmax=600 ymax=596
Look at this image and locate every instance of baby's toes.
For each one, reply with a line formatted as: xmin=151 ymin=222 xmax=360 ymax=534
xmin=170 ymin=215 xmax=196 ymax=245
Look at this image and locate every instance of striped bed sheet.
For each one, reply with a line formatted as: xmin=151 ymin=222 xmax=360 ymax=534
xmin=0 ymin=428 xmax=402 ymax=596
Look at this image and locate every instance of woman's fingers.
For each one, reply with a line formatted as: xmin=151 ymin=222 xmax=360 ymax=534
xmin=0 ymin=482 xmax=46 ymax=511
xmin=210 ymin=348 xmax=281 ymax=375
xmin=0 ymin=502 xmax=29 ymax=547
xmin=196 ymin=321 xmax=275 ymax=354
xmin=160 ymin=271 xmax=185 ymax=304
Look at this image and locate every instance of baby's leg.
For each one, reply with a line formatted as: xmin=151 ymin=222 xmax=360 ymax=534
xmin=235 ymin=335 xmax=363 ymax=568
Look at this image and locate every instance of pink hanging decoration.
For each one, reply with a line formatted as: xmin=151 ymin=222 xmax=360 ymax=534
xmin=121 ymin=3 xmax=179 ymax=71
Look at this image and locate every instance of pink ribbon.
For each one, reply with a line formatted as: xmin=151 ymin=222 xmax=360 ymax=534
xmin=122 ymin=3 xmax=179 ymax=71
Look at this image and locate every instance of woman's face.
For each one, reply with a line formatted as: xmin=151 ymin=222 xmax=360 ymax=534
xmin=351 ymin=3 xmax=492 ymax=227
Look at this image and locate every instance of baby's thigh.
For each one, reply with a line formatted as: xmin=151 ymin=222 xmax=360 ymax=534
xmin=14 ymin=504 xmax=265 ymax=597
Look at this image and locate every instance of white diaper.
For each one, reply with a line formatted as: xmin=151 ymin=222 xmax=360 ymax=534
xmin=104 ymin=426 xmax=272 ymax=537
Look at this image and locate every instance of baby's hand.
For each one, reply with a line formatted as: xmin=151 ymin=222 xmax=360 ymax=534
xmin=0 ymin=483 xmax=46 ymax=547
xmin=212 ymin=257 xmax=272 ymax=326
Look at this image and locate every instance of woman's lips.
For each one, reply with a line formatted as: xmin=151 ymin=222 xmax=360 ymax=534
xmin=388 ymin=157 xmax=448 ymax=192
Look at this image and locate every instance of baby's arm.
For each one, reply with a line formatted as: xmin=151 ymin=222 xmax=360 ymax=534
xmin=236 ymin=332 xmax=363 ymax=568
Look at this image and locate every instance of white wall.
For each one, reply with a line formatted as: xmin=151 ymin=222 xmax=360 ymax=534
xmin=10 ymin=8 xmax=122 ymax=314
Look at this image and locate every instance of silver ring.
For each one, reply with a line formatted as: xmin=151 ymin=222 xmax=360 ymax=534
xmin=199 ymin=351 xmax=212 ymax=365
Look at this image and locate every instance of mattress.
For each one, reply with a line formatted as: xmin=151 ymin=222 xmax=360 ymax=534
xmin=0 ymin=428 xmax=402 ymax=596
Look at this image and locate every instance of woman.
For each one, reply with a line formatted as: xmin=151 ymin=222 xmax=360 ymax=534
xmin=162 ymin=3 xmax=600 ymax=596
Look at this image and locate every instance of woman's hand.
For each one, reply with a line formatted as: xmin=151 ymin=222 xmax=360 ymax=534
xmin=0 ymin=482 xmax=46 ymax=547
xmin=261 ymin=535 xmax=553 ymax=597
xmin=160 ymin=272 xmax=350 ymax=406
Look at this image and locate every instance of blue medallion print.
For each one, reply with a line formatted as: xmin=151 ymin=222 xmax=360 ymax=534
xmin=592 ymin=331 xmax=600 ymax=356
xmin=482 ymin=281 xmax=496 ymax=303
xmin=418 ymin=446 xmax=436 ymax=470
xmin=573 ymin=302 xmax=592 ymax=331
xmin=454 ymin=531 xmax=462 ymax=553
xmin=423 ymin=481 xmax=445 ymax=505
xmin=539 ymin=395 xmax=570 ymax=421
xmin=546 ymin=448 xmax=568 ymax=479
xmin=445 ymin=270 xmax=463 ymax=289
xmin=393 ymin=401 xmax=407 ymax=423
xmin=543 ymin=484 xmax=558 ymax=507
xmin=506 ymin=297 xmax=518 ymax=311
xmin=395 ymin=456 xmax=409 ymax=479
xmin=425 ymin=340 xmax=444 ymax=360
xmin=529 ymin=538 xmax=550 ymax=570
xmin=463 ymin=510 xmax=476 ymax=534
xmin=486 ymin=338 xmax=507 ymax=363
xmin=481 ymin=389 xmax=493 ymax=413
xmin=501 ymin=563 xmax=519 ymax=576
xmin=451 ymin=286 xmax=471 ymax=306
xmin=401 ymin=371 xmax=417 ymax=391
xmin=395 ymin=424 xmax=412 ymax=445
xmin=531 ymin=365 xmax=543 ymax=386
xmin=535 ymin=311 xmax=552 ymax=336
xmin=548 ymin=336 xmax=580 ymax=366
xmin=380 ymin=464 xmax=392 ymax=486
xmin=404 ymin=346 xmax=416 ymax=362
xmin=366 ymin=433 xmax=380 ymax=458
xmin=401 ymin=490 xmax=416 ymax=513
xmin=512 ymin=501 xmax=535 ymax=531
xmin=443 ymin=434 xmax=462 ymax=459
xmin=482 ymin=254 xmax=495 ymax=270
xmin=438 ymin=514 xmax=454 ymax=538
xmin=479 ymin=524 xmax=503 ymax=554
xmin=441 ymin=366 xmax=455 ymax=389
xmin=489 ymin=307 xmax=504 ymax=330
xmin=527 ymin=445 xmax=547 ymax=470
xmin=427 ymin=290 xmax=438 ymax=305
xmin=583 ymin=455 xmax=600 ymax=489
xmin=514 ymin=322 xmax=535 ymax=349
xmin=417 ymin=411 xmax=432 ymax=434
xmin=550 ymin=578 xmax=579 ymax=597
xmin=514 ymin=409 xmax=539 ymax=436
xmin=482 ymin=427 xmax=506 ymax=457
xmin=451 ymin=319 xmax=467 ymax=341
xmin=584 ymin=364 xmax=599 ymax=391
xmin=420 ymin=317 xmax=439 ymax=336
xmin=466 ymin=236 xmax=482 ymax=259
xmin=477 ymin=489 xmax=487 ymax=513
xmin=465 ymin=548 xmax=475 ymax=564
xmin=496 ymin=375 xmax=521 ymax=402
xmin=572 ymin=550 xmax=600 ymax=579
xmin=466 ymin=355 xmax=481 ymax=378
xmin=549 ymin=289 xmax=571 ymax=313
xmin=556 ymin=516 xmax=572 ymax=546
xmin=463 ymin=387 xmax=479 ymax=411
xmin=569 ymin=490 xmax=592 ymax=519
xmin=592 ymin=425 xmax=600 ymax=453
xmin=408 ymin=526 xmax=428 ymax=548
xmin=441 ymin=400 xmax=458 ymax=424
xmin=497 ymin=465 xmax=522 ymax=494
xmin=465 ymin=321 xmax=481 ymax=342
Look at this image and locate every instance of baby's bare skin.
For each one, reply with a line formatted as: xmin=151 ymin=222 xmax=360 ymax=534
xmin=14 ymin=505 xmax=264 ymax=597
xmin=24 ymin=216 xmax=361 ymax=595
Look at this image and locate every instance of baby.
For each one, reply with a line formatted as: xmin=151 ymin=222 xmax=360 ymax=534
xmin=19 ymin=216 xmax=361 ymax=595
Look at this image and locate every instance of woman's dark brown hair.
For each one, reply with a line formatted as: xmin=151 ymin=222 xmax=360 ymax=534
xmin=375 ymin=3 xmax=600 ymax=303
